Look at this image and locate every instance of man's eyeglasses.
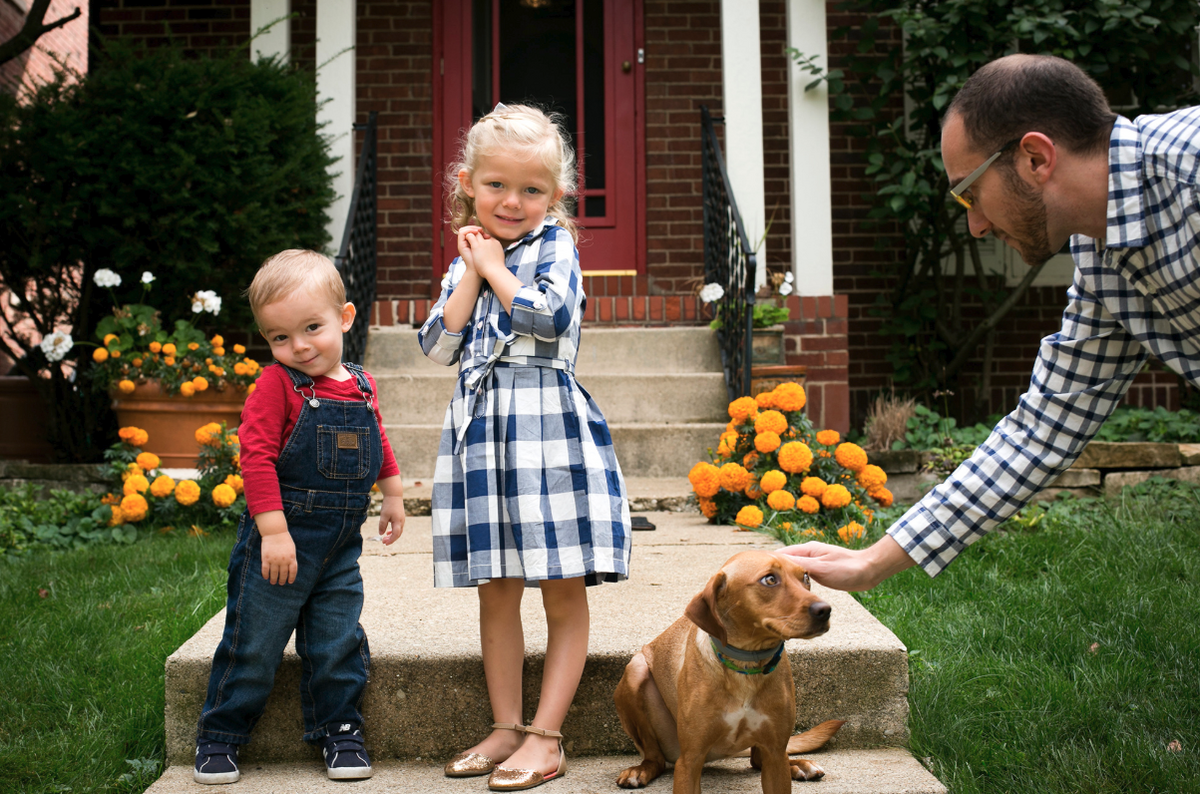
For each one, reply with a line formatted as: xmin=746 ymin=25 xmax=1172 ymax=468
xmin=948 ymin=137 xmax=1022 ymax=210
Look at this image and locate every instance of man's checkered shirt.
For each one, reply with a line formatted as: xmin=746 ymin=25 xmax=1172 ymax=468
xmin=890 ymin=107 xmax=1200 ymax=576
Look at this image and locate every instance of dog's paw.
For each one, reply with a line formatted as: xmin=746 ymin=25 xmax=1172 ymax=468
xmin=617 ymin=762 xmax=661 ymax=788
xmin=790 ymin=759 xmax=826 ymax=781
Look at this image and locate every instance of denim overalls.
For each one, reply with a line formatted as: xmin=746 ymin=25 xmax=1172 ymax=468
xmin=197 ymin=362 xmax=383 ymax=746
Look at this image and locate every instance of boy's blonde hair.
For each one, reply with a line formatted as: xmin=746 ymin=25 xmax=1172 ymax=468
xmin=447 ymin=103 xmax=579 ymax=242
xmin=246 ymin=249 xmax=346 ymax=321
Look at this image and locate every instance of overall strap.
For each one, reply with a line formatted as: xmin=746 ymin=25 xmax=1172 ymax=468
xmin=278 ymin=363 xmax=319 ymax=407
xmin=343 ymin=361 xmax=373 ymax=397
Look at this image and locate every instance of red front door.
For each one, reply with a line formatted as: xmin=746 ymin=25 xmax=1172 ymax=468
xmin=432 ymin=0 xmax=644 ymax=293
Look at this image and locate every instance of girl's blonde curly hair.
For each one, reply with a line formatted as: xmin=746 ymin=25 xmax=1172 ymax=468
xmin=446 ymin=103 xmax=579 ymax=243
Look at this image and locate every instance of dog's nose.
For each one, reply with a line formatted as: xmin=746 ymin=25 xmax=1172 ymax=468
xmin=809 ymin=601 xmax=831 ymax=621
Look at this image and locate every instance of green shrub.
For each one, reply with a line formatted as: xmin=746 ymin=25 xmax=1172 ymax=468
xmin=0 ymin=37 xmax=335 ymax=461
xmin=1095 ymin=406 xmax=1200 ymax=443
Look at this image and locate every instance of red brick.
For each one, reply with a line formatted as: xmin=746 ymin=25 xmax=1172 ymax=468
xmin=633 ymin=297 xmax=647 ymax=321
xmin=650 ymin=296 xmax=664 ymax=321
xmin=615 ymin=298 xmax=630 ymax=322
xmin=665 ymin=298 xmax=682 ymax=322
xmin=583 ymin=299 xmax=596 ymax=323
xmin=395 ymin=300 xmax=409 ymax=325
xmin=599 ymin=299 xmax=614 ymax=323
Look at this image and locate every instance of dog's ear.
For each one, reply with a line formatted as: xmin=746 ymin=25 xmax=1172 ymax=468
xmin=684 ymin=570 xmax=728 ymax=646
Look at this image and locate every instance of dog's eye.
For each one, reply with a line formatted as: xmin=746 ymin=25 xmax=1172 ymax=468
xmin=759 ymin=574 xmax=779 ymax=587
xmin=803 ymin=572 xmax=812 ymax=589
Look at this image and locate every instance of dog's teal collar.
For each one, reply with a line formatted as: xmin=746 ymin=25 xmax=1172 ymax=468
xmin=710 ymin=637 xmax=786 ymax=675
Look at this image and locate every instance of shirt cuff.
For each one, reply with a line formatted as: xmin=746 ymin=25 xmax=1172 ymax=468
xmin=425 ymin=317 xmax=465 ymax=366
xmin=887 ymin=504 xmax=968 ymax=578
xmin=509 ymin=286 xmax=553 ymax=339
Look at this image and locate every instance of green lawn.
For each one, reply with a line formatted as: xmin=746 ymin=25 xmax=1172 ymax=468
xmin=859 ymin=482 xmax=1200 ymax=793
xmin=3 ymin=483 xmax=1200 ymax=793
xmin=0 ymin=531 xmax=232 ymax=794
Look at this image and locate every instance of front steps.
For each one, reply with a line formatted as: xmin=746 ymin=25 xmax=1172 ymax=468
xmin=364 ymin=327 xmax=729 ymax=479
xmin=152 ymin=511 xmax=944 ymax=794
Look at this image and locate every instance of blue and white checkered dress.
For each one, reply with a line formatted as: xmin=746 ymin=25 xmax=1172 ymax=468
xmin=890 ymin=107 xmax=1200 ymax=577
xmin=417 ymin=218 xmax=631 ymax=588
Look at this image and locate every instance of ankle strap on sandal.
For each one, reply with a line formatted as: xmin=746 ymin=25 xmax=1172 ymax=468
xmin=491 ymin=722 xmax=527 ymax=733
xmin=523 ymin=725 xmax=563 ymax=739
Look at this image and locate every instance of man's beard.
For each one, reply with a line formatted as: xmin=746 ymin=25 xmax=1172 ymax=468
xmin=1000 ymin=166 xmax=1057 ymax=267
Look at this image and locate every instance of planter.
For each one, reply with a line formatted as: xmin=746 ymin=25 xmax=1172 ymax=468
xmin=0 ymin=375 xmax=53 ymax=462
xmin=750 ymin=365 xmax=806 ymax=398
xmin=112 ymin=381 xmax=246 ymax=468
xmin=751 ymin=326 xmax=787 ymax=366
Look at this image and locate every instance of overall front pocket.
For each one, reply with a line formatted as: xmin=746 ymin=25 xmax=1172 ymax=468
xmin=317 ymin=425 xmax=371 ymax=479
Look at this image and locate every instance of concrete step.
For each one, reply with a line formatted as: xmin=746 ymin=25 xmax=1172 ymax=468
xmin=375 ymin=372 xmax=729 ymax=425
xmin=386 ymin=423 xmax=725 ymax=480
xmin=144 ymin=749 xmax=945 ymax=793
xmin=163 ymin=514 xmax=912 ymax=767
xmin=364 ymin=326 xmax=724 ymax=376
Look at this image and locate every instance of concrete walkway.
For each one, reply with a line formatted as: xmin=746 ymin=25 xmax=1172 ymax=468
xmin=150 ymin=508 xmax=944 ymax=793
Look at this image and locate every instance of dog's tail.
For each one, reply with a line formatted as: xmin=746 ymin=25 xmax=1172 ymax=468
xmin=731 ymin=719 xmax=846 ymax=758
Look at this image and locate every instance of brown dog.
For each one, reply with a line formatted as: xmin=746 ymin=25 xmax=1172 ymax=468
xmin=614 ymin=550 xmax=844 ymax=792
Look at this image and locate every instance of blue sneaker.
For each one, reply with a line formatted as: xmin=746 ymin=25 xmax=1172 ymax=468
xmin=194 ymin=741 xmax=239 ymax=784
xmin=319 ymin=723 xmax=373 ymax=779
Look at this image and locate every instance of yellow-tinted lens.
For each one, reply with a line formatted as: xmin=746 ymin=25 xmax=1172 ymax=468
xmin=952 ymin=192 xmax=973 ymax=210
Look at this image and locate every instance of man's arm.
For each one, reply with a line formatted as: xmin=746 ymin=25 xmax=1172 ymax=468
xmin=782 ymin=535 xmax=914 ymax=591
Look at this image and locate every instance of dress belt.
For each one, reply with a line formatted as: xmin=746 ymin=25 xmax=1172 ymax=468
xmin=454 ymin=350 xmax=575 ymax=455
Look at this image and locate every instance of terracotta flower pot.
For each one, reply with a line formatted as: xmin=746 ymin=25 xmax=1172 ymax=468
xmin=111 ymin=380 xmax=246 ymax=468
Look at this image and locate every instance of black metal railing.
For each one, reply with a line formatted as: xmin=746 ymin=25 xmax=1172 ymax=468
xmin=700 ymin=105 xmax=756 ymax=401
xmin=334 ymin=111 xmax=379 ymax=366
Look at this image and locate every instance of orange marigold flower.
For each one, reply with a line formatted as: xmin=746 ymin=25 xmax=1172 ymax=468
xmin=745 ymin=480 xmax=763 ymax=500
xmin=228 ymin=434 xmax=239 ymax=446
xmin=834 ymin=442 xmax=868 ymax=473
xmin=103 ymin=333 xmax=118 ymax=346
xmin=717 ymin=438 xmax=734 ymax=458
xmin=188 ymin=342 xmax=200 ymax=351
xmin=131 ymin=358 xmax=143 ymax=368
xmin=857 ymin=464 xmax=888 ymax=490
xmin=117 ymin=379 xmax=136 ymax=394
xmin=780 ymin=521 xmax=792 ymax=531
xmin=232 ymin=453 xmax=240 ymax=469
xmin=211 ymin=334 xmax=224 ymax=347
xmin=246 ymin=383 xmax=256 ymax=396
xmin=129 ymin=428 xmax=149 ymax=447
xmin=150 ymin=475 xmax=176 ymax=498
xmin=838 ymin=522 xmax=866 ymax=543
xmin=742 ymin=452 xmax=760 ymax=469
xmin=728 ymin=396 xmax=759 ymax=422
xmin=735 ymin=505 xmax=763 ymax=528
xmin=192 ymin=376 xmax=209 ymax=391
xmin=800 ymin=527 xmax=824 ymax=538
xmin=699 ymin=497 xmax=718 ymax=518
xmin=212 ymin=483 xmax=237 ymax=508
xmin=233 ymin=362 xmax=248 ymax=376
xmin=869 ymin=487 xmax=894 ymax=508
xmin=754 ymin=390 xmax=775 ymax=409
xmin=179 ymin=381 xmax=196 ymax=397
xmin=767 ymin=490 xmax=796 ymax=511
xmin=162 ymin=343 xmax=177 ymax=355
xmin=754 ymin=410 xmax=788 ymax=435
xmin=101 ymin=492 xmax=120 ymax=506
xmin=93 ymin=347 xmax=109 ymax=363
xmin=688 ymin=462 xmax=722 ymax=498
xmin=773 ymin=382 xmax=806 ymax=412
xmin=777 ymin=441 xmax=813 ymax=473
xmin=110 ymin=349 xmax=121 ymax=358
xmin=760 ymin=470 xmax=787 ymax=493
xmin=148 ymin=341 xmax=162 ymax=353
xmin=821 ymin=484 xmax=852 ymax=509
xmin=136 ymin=452 xmax=160 ymax=471
xmin=194 ymin=422 xmax=222 ymax=446
xmin=175 ymin=479 xmax=201 ymax=506
xmin=800 ymin=476 xmax=828 ymax=498
xmin=797 ymin=495 xmax=820 ymax=514
xmin=754 ymin=431 xmax=782 ymax=454
xmin=816 ymin=429 xmax=840 ymax=446
xmin=118 ymin=427 xmax=135 ymax=440
xmin=725 ymin=420 xmax=738 ymax=433
xmin=719 ymin=462 xmax=752 ymax=493
xmin=213 ymin=347 xmax=225 ymax=357
xmin=164 ymin=356 xmax=177 ymax=366
xmin=233 ymin=344 xmax=246 ymax=354
xmin=123 ymin=474 xmax=150 ymax=496
xmin=108 ymin=505 xmax=125 ymax=526
xmin=224 ymin=474 xmax=244 ymax=495
xmin=120 ymin=493 xmax=149 ymax=522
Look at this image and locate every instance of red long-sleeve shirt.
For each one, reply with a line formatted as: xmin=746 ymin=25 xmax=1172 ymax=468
xmin=238 ymin=363 xmax=400 ymax=516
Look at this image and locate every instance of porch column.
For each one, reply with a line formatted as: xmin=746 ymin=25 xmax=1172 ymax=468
xmin=249 ymin=0 xmax=290 ymax=63
xmin=785 ymin=0 xmax=833 ymax=295
xmin=719 ymin=0 xmax=767 ymax=290
xmin=316 ymin=0 xmax=356 ymax=249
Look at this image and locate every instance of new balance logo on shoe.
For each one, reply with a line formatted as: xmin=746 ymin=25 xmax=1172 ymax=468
xmin=340 ymin=723 xmax=352 ymax=732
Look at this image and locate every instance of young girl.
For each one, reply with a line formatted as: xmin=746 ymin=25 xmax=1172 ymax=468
xmin=418 ymin=103 xmax=631 ymax=791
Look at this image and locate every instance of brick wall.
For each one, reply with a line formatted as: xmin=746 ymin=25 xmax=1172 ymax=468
xmin=1 ymin=0 xmax=89 ymax=91
xmin=95 ymin=0 xmax=249 ymax=53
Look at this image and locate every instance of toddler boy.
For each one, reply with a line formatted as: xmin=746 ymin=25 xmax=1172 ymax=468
xmin=193 ymin=250 xmax=405 ymax=784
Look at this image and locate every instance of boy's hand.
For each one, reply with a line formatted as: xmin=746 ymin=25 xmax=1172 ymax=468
xmin=378 ymin=495 xmax=406 ymax=545
xmin=260 ymin=530 xmax=298 ymax=585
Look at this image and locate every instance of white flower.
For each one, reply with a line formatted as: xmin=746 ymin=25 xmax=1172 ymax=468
xmin=39 ymin=331 xmax=74 ymax=362
xmin=699 ymin=283 xmax=725 ymax=303
xmin=93 ymin=269 xmax=121 ymax=288
xmin=784 ymin=271 xmax=794 ymax=284
xmin=778 ymin=282 xmax=794 ymax=296
xmin=141 ymin=271 xmax=155 ymax=285
xmin=192 ymin=289 xmax=222 ymax=315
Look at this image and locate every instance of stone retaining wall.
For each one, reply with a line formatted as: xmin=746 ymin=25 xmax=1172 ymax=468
xmin=869 ymin=442 xmax=1200 ymax=503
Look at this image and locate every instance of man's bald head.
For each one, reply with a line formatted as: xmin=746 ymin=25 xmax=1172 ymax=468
xmin=945 ymin=54 xmax=1116 ymax=158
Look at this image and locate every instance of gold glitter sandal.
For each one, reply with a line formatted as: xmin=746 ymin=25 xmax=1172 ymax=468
xmin=443 ymin=723 xmax=527 ymax=778
xmin=487 ymin=726 xmax=567 ymax=791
